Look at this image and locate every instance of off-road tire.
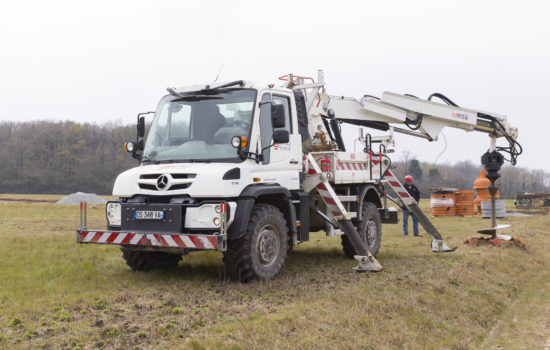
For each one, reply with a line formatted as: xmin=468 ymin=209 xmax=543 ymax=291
xmin=121 ymin=247 xmax=182 ymax=271
xmin=341 ymin=202 xmax=382 ymax=258
xmin=223 ymin=204 xmax=288 ymax=282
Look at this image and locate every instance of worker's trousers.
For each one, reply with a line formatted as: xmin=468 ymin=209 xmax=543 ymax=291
xmin=402 ymin=208 xmax=419 ymax=236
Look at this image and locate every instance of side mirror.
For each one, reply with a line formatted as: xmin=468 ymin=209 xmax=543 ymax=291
xmin=272 ymin=129 xmax=289 ymax=144
xmin=271 ymin=104 xmax=285 ymax=129
xmin=137 ymin=116 xmax=145 ymax=138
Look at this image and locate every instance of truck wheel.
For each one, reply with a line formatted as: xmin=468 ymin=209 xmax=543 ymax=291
xmin=223 ymin=204 xmax=288 ymax=282
xmin=341 ymin=202 xmax=381 ymax=258
xmin=120 ymin=247 xmax=182 ymax=271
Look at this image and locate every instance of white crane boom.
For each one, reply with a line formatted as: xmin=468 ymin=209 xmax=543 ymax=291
xmin=290 ymin=70 xmax=520 ymax=164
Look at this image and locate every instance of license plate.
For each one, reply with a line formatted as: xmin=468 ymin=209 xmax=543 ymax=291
xmin=134 ymin=210 xmax=165 ymax=220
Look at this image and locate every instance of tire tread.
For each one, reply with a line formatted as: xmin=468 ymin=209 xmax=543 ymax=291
xmin=341 ymin=202 xmax=382 ymax=258
xmin=223 ymin=204 xmax=288 ymax=282
xmin=121 ymin=248 xmax=182 ymax=270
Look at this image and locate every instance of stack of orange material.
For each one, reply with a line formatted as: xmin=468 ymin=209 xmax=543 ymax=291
xmin=473 ymin=170 xmax=500 ymax=215
xmin=430 ymin=191 xmax=456 ymax=216
xmin=455 ymin=190 xmax=474 ymax=216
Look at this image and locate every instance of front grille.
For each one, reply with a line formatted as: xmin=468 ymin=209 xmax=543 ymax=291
xmin=138 ymin=173 xmax=196 ymax=191
xmin=170 ymin=184 xmax=191 ymax=190
xmin=173 ymin=174 xmax=196 ymax=179
xmin=140 ymin=174 xmax=158 ymax=180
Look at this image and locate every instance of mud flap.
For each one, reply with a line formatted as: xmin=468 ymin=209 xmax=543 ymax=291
xmin=340 ymin=220 xmax=383 ymax=272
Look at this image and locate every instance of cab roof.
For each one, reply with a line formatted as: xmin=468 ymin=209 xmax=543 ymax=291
xmin=173 ymin=81 xmax=292 ymax=95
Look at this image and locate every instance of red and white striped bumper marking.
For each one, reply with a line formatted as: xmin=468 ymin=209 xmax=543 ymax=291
xmin=78 ymin=231 xmax=219 ymax=250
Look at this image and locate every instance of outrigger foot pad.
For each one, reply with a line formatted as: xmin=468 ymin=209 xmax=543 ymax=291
xmin=353 ymin=254 xmax=383 ymax=272
xmin=431 ymin=239 xmax=456 ymax=252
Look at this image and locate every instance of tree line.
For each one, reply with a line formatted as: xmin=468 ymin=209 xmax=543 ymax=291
xmin=0 ymin=121 xmax=137 ymax=195
xmin=0 ymin=120 xmax=547 ymax=197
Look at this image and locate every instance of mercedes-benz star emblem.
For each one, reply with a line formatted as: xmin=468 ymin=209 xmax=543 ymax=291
xmin=156 ymin=174 xmax=169 ymax=190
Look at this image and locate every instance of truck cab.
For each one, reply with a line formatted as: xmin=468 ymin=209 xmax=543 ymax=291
xmin=92 ymin=81 xmax=329 ymax=281
xmin=118 ymin=82 xmax=304 ymax=198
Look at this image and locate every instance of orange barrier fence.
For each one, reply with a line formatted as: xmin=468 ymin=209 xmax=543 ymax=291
xmin=455 ymin=190 xmax=474 ymax=216
xmin=430 ymin=191 xmax=456 ymax=216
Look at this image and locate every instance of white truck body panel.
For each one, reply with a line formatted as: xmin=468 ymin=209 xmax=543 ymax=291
xmin=112 ymin=159 xmax=301 ymax=198
xmin=310 ymin=151 xmax=385 ymax=184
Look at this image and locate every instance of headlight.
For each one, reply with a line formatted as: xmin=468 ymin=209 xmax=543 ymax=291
xmin=106 ymin=202 xmax=121 ymax=226
xmin=213 ymin=217 xmax=221 ymax=226
xmin=124 ymin=141 xmax=135 ymax=152
xmin=231 ymin=136 xmax=241 ymax=148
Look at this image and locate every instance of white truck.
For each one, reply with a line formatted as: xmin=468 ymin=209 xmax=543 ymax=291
xmin=77 ymin=70 xmax=521 ymax=282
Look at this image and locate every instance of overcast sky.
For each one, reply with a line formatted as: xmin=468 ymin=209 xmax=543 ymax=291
xmin=1 ymin=0 xmax=549 ymax=171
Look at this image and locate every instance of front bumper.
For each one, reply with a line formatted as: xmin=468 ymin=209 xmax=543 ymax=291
xmin=76 ymin=229 xmax=226 ymax=251
xmin=76 ymin=201 xmax=228 ymax=251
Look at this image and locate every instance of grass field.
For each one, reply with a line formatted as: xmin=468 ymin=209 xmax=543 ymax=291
xmin=1 ymin=197 xmax=549 ymax=349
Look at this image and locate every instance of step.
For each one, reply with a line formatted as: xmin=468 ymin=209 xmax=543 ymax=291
xmin=337 ymin=195 xmax=358 ymax=202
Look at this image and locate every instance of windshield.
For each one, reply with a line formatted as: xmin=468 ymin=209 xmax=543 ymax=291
xmin=143 ymin=88 xmax=256 ymax=163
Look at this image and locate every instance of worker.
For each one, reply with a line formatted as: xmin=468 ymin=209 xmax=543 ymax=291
xmin=402 ymin=175 xmax=421 ymax=237
xmin=195 ymin=102 xmax=226 ymax=144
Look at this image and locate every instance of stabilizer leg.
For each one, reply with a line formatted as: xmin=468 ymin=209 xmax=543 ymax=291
xmin=340 ymin=220 xmax=383 ymax=272
xmin=408 ymin=204 xmax=455 ymax=252
xmin=383 ymin=170 xmax=455 ymax=253
xmin=306 ymin=154 xmax=383 ymax=272
xmin=430 ymin=238 xmax=455 ymax=252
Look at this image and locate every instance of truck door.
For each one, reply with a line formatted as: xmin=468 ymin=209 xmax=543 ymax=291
xmin=255 ymin=92 xmax=301 ymax=189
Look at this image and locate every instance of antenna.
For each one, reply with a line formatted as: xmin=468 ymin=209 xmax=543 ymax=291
xmin=213 ymin=64 xmax=224 ymax=83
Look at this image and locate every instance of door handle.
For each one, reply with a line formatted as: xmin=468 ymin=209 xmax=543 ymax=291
xmin=289 ymin=160 xmax=299 ymax=164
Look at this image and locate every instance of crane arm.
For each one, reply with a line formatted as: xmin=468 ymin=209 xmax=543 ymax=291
xmin=290 ymin=70 xmax=521 ymax=165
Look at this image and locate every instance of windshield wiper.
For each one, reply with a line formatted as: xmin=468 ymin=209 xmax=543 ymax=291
xmin=141 ymin=156 xmax=161 ymax=164
xmin=186 ymin=159 xmax=212 ymax=163
xmin=141 ymin=158 xmax=212 ymax=164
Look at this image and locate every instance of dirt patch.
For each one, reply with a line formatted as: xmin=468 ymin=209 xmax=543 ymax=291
xmin=464 ymin=236 xmax=526 ymax=249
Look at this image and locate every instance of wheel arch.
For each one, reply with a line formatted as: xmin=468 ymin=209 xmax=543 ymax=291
xmin=228 ymin=184 xmax=296 ymax=240
xmin=356 ymin=184 xmax=382 ymax=221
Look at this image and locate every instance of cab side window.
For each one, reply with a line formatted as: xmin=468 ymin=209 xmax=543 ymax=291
xmin=272 ymin=95 xmax=291 ymax=134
